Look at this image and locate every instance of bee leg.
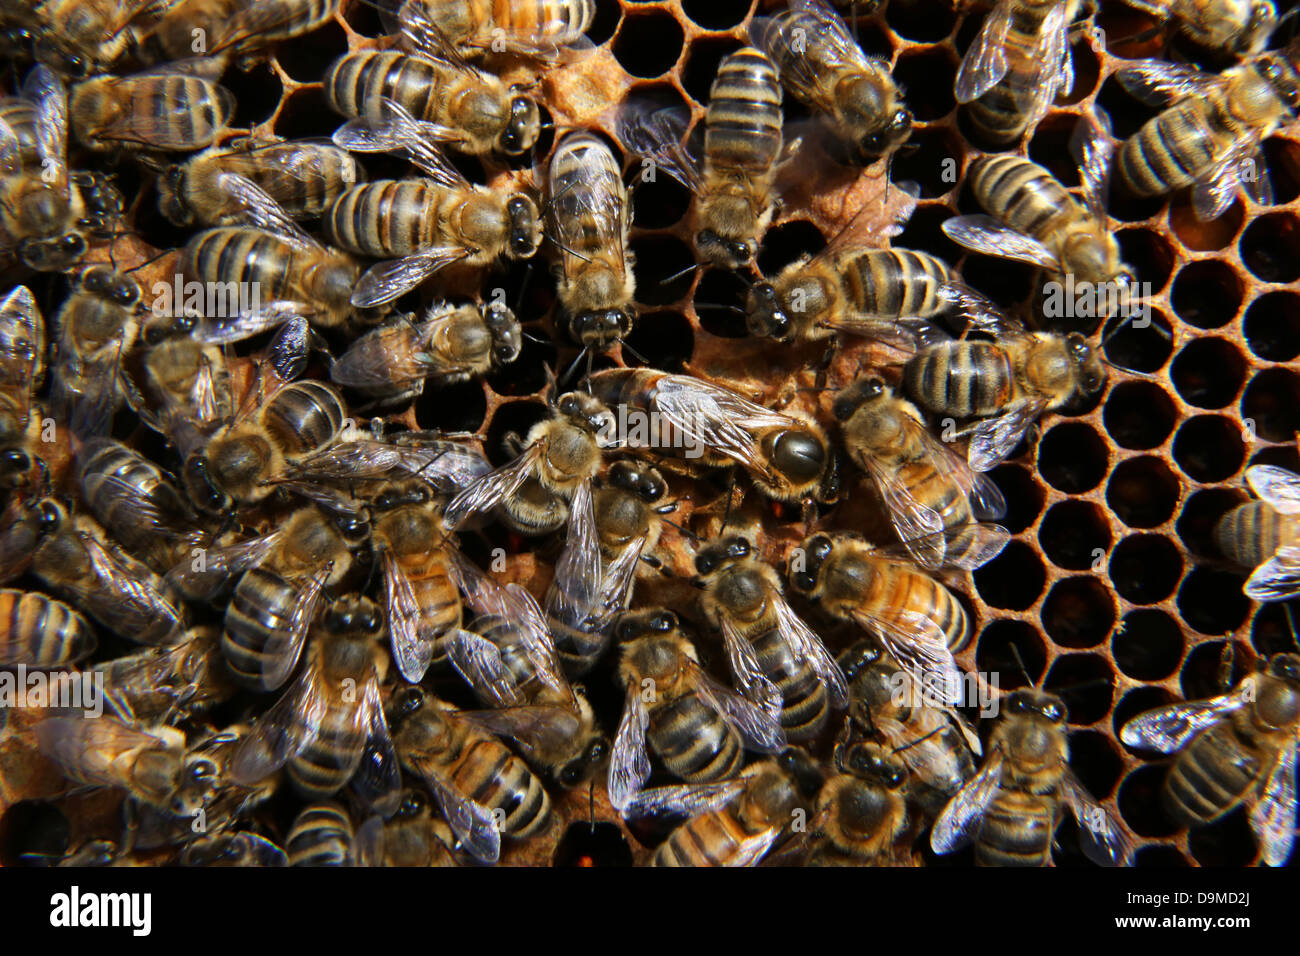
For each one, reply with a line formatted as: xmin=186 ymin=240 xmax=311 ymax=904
xmin=801 ymin=497 xmax=818 ymax=527
xmin=503 ymin=431 xmax=525 ymax=456
xmin=118 ymin=798 xmax=141 ymax=856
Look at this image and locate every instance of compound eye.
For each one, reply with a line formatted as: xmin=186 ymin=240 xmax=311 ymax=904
xmin=729 ymin=539 xmax=750 ymax=558
xmin=791 ymin=571 xmax=815 ymax=592
xmin=651 ymin=611 xmax=677 ymax=631
xmin=811 ymin=535 xmax=833 ymax=559
xmin=695 ymin=553 xmax=716 ymax=575
xmin=1042 ymin=701 xmax=1064 ymax=722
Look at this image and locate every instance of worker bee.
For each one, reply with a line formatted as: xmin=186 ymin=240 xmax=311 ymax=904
xmin=942 ymin=115 xmax=1133 ymax=295
xmin=1115 ymin=49 xmax=1300 ymax=220
xmin=0 ymin=286 xmax=46 ymax=489
xmin=330 ymin=301 xmax=521 ymax=405
xmin=139 ymin=316 xmax=233 ymax=459
xmin=750 ymin=0 xmax=911 ymax=163
xmin=354 ymin=788 xmax=459 ymax=866
xmin=621 ymin=749 xmax=824 ymax=867
xmin=832 ymin=376 xmax=1009 ymax=568
xmin=180 ymin=832 xmax=287 ymax=867
xmin=157 ymin=138 xmax=364 ymax=228
xmin=391 ymin=686 xmax=552 ymax=865
xmin=1121 ymin=653 xmax=1299 ymax=866
xmin=0 ymin=587 xmax=96 ymax=667
xmin=443 ymin=390 xmax=615 ymax=536
xmin=1214 ymin=464 xmax=1300 ymax=601
xmin=391 ymin=0 xmax=594 ymax=58
xmin=607 ymin=609 xmax=787 ymax=811
xmin=931 ymin=688 xmax=1131 ymax=866
xmin=694 ymin=534 xmax=849 ymax=741
xmin=154 ymin=0 xmax=340 ymax=62
xmin=34 ymin=714 xmax=221 ymax=817
xmin=93 ymin=626 xmax=234 ymax=723
xmin=547 ymin=131 xmax=635 ymax=355
xmin=789 ymin=532 xmax=973 ymax=706
xmin=617 ymin=46 xmax=783 ymax=272
xmin=286 ymin=802 xmax=355 ymax=866
xmin=954 ymin=0 xmax=1089 ymax=146
xmin=805 ymin=739 xmax=911 ymax=865
xmin=19 ymin=0 xmax=172 ymax=76
xmin=70 ymin=58 xmax=235 ymax=153
xmin=1117 ymin=0 xmax=1277 ymax=55
xmin=901 ymin=289 xmax=1108 ymax=472
xmin=588 ymin=368 xmax=839 ymax=514
xmin=275 ymin=426 xmax=492 ymax=497
xmin=230 ymin=594 xmax=401 ymax=811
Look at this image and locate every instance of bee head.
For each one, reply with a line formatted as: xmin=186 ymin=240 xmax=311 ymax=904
xmin=1004 ymin=689 xmax=1066 ymax=725
xmin=744 ymin=282 xmax=792 ymax=341
xmin=182 ymin=454 xmax=233 ymax=514
xmin=694 ymin=534 xmax=751 ymax=576
xmin=29 ymin=497 xmax=66 ymax=537
xmin=505 ymin=194 xmax=542 ymax=259
xmin=18 ymin=231 xmax=86 ymax=272
xmin=324 ymin=595 xmax=383 ymax=639
xmin=1066 ymin=333 xmax=1107 ymax=398
xmin=556 ymin=390 xmax=615 ymax=438
xmin=838 ymin=636 xmax=886 ymax=683
xmin=395 ymin=788 xmax=427 ymax=820
xmin=777 ymin=747 xmax=824 ymax=798
xmin=696 ymin=229 xmax=754 ymax=271
xmin=770 ymin=426 xmax=828 ymax=490
xmin=615 ymin=608 xmax=679 ymax=644
xmin=858 ymin=107 xmax=913 ymax=161
xmin=788 ymin=533 xmax=835 ymax=595
xmin=170 ymin=754 xmax=219 ymax=817
xmin=837 ymin=741 xmax=907 ymax=790
xmin=1241 ymin=1 xmax=1278 ymax=54
xmin=608 ymin=460 xmax=667 ymax=503
xmin=572 ymin=307 xmax=636 ymax=349
xmin=831 ymin=376 xmax=887 ymax=421
xmin=480 ymin=300 xmax=522 ymax=365
xmin=499 ymin=91 xmax=540 ymax=155
xmin=558 ymin=733 xmax=610 ymax=788
xmin=80 ymin=264 xmax=140 ymax=308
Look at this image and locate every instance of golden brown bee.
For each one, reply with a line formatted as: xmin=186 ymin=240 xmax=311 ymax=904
xmin=157 ymin=138 xmax=364 ymax=228
xmin=1114 ymin=49 xmax=1300 ymax=220
xmin=140 ymin=317 xmax=233 ymax=458
xmin=391 ymin=686 xmax=552 ymax=865
xmin=230 ymin=594 xmax=400 ymax=810
xmin=443 ymin=390 xmax=615 ymax=536
xmin=955 ymin=0 xmax=1088 ymax=146
xmin=832 ymin=377 xmax=1009 ymax=569
xmin=0 ymin=587 xmax=96 ymax=667
xmin=901 ymin=291 xmax=1108 ymax=471
xmin=330 ymin=301 xmax=521 ymax=404
xmin=354 ymin=788 xmax=458 ymax=867
xmin=607 ymin=609 xmax=787 ymax=811
xmin=180 ymin=832 xmax=286 ymax=867
xmin=70 ymin=58 xmax=235 ymax=153
xmin=286 ymin=802 xmax=355 ymax=866
xmin=1122 ymin=653 xmax=1300 ymax=866
xmin=806 ymin=740 xmax=910 ymax=866
xmin=22 ymin=0 xmax=173 ymax=76
xmin=1214 ymin=464 xmax=1300 ymax=601
xmin=694 ymin=534 xmax=848 ymax=741
xmin=93 ymin=626 xmax=234 ymax=724
xmin=750 ymin=0 xmax=911 ymax=163
xmin=547 ymin=131 xmax=635 ymax=353
xmin=273 ymin=424 xmax=492 ymax=495
xmin=789 ymin=532 xmax=971 ymax=705
xmin=588 ymin=368 xmax=839 ymax=512
xmin=622 ymin=748 xmax=823 ymax=867
xmin=393 ymin=0 xmax=595 ymax=57
xmin=1118 ymin=0 xmax=1277 ymax=55
xmin=0 ymin=286 xmax=47 ymax=489
xmin=618 ymin=46 xmax=783 ymax=271
xmin=154 ymin=0 xmax=339 ymax=61
xmin=50 ymin=264 xmax=142 ymax=432
xmin=932 ymin=689 xmax=1131 ymax=866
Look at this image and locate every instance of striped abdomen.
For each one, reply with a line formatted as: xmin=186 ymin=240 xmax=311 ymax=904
xmin=261 ymin=381 xmax=346 ymax=458
xmin=704 ymin=48 xmax=782 ymax=176
xmin=963 ymin=2 xmax=1062 ymax=143
xmin=287 ymin=803 xmax=354 ymax=866
xmin=649 ymin=694 xmax=745 ymax=783
xmin=225 ymin=143 xmax=360 ymax=219
xmin=1118 ymin=98 xmax=1222 ymax=197
xmin=476 ymin=614 xmax=540 ymax=690
xmin=181 ymin=227 xmax=303 ymax=302
xmin=968 ymin=154 xmax=1080 ymax=243
xmin=0 ymin=101 xmax=43 ymax=169
xmin=289 ymin=693 xmax=365 ymax=798
xmin=549 ymin=133 xmax=629 ymax=260
xmin=0 ymin=589 xmax=96 ymax=667
xmin=837 ymin=249 xmax=955 ymax=320
xmin=448 ymin=736 xmax=551 ymax=837
xmin=903 ymin=341 xmax=1016 ymax=418
xmin=868 ymin=565 xmax=970 ymax=653
xmin=324 ymin=179 xmax=451 ymax=258
xmin=424 ymin=0 xmax=595 ymax=44
xmin=229 ymin=0 xmax=336 ymax=48
xmin=1163 ymin=722 xmax=1261 ymax=826
xmin=1215 ymin=501 xmax=1298 ymax=570
xmin=752 ymin=622 xmax=829 ymax=740
xmin=110 ymin=77 xmax=231 ymax=149
xmin=222 ymin=568 xmax=302 ymax=688
xmin=324 ymin=50 xmax=441 ymax=121
xmin=975 ymin=787 xmax=1059 ymax=866
xmin=653 ymin=808 xmax=758 ymax=867
xmin=551 ymin=608 xmax=610 ymax=677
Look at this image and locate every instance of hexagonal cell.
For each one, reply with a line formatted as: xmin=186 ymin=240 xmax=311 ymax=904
xmin=958 ymin=253 xmax=1037 ymax=307
xmin=1172 ymin=415 xmax=1246 ymax=483
xmin=1109 ymin=534 xmax=1183 ymax=605
xmin=482 ymin=400 xmax=549 ymax=466
xmin=1179 ymin=638 xmax=1252 ymax=701
xmin=1116 ymin=227 xmax=1175 ymax=295
xmin=222 ymin=62 xmax=284 ymax=128
xmin=693 ymin=269 xmax=750 ymax=338
xmin=1187 ymin=809 xmax=1258 ymax=866
xmin=1178 ymin=564 xmax=1252 ymax=633
xmin=892 ymin=49 xmax=957 ymax=123
xmin=1069 ymin=730 xmax=1125 ymax=801
xmin=890 ymin=125 xmax=960 ymax=198
xmin=1169 ymin=195 xmax=1245 ymax=251
xmin=1037 ymin=421 xmax=1109 ymax=493
xmin=1239 ymin=211 xmax=1300 ymax=283
xmin=1027 ymin=114 xmax=1081 ymax=187
xmin=1106 ymin=455 xmax=1181 ymax=528
xmin=340 ymin=0 xmax=383 ymax=36
xmin=1169 ymin=260 xmax=1243 ymax=330
xmin=972 ymin=540 xmax=1046 ymax=610
xmin=988 ymin=464 xmax=1043 ymax=533
xmin=624 ymin=310 xmax=694 ymax=372
xmin=1101 ymin=308 xmax=1173 ymax=374
xmin=975 ymin=618 xmax=1048 ymax=690
xmin=1039 ymin=500 xmax=1111 ymax=570
xmin=586 ymin=0 xmax=621 ymax=44
xmin=756 ymin=220 xmax=826 ymax=278
xmin=1118 ymin=765 xmax=1181 ymax=838
xmin=0 ymin=801 xmax=70 ymax=867
xmin=1241 ymin=367 xmax=1300 ymax=443
xmin=1261 ymin=134 xmax=1300 ymax=206
xmin=886 ymin=0 xmax=958 ymax=41
xmin=273 ymin=19 xmax=348 ymax=81
xmin=1170 ymin=337 xmax=1247 ymax=409
xmin=896 ymin=203 xmax=967 ymax=262
xmin=631 ymin=235 xmax=696 ymax=304
xmin=1042 ymin=577 xmax=1115 ymax=649
xmin=613 ymin=10 xmax=685 ymax=78
xmin=1060 ymin=37 xmax=1101 ymax=103
xmin=680 ymin=35 xmax=744 ymax=107
xmin=1102 ymin=380 xmax=1177 ymax=450
xmin=1175 ymin=487 xmax=1242 ymax=558
xmin=1113 ymin=609 xmax=1184 ymax=681
xmin=414 ymin=379 xmax=487 ymax=434
xmin=1044 ymin=653 xmax=1113 ymax=724
xmin=681 ymin=0 xmax=752 ymax=30
xmin=1250 ymin=602 xmax=1300 ymax=658
xmin=631 ymin=169 xmax=692 ymax=229
xmin=1243 ymin=290 xmax=1300 ymax=362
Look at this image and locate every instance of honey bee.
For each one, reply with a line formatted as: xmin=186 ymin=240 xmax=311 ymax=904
xmin=70 ymin=58 xmax=235 ymax=153
xmin=942 ymin=116 xmax=1133 ymax=293
xmin=547 ymin=131 xmax=635 ymax=354
xmin=831 ymin=376 xmax=1009 ymax=568
xmin=20 ymin=0 xmax=171 ymax=76
xmin=750 ymin=0 xmax=912 ymax=163
xmin=932 ymin=689 xmax=1131 ymax=866
xmin=955 ymin=0 xmax=1090 ymax=146
xmin=901 ymin=290 xmax=1108 ymax=471
xmin=157 ymin=137 xmax=364 ymax=228
xmin=93 ymin=626 xmax=234 ymax=723
xmin=286 ymin=802 xmax=355 ymax=866
xmin=588 ymin=368 xmax=839 ymax=513
xmin=617 ymin=47 xmax=783 ymax=271
xmin=607 ymin=609 xmax=787 ymax=811
xmin=1214 ymin=464 xmax=1300 ymax=601
xmin=1118 ymin=0 xmax=1277 ymax=55
xmin=330 ymin=301 xmax=521 ymax=404
xmin=1114 ymin=49 xmax=1300 ymax=221
xmin=0 ymin=588 xmax=96 ymax=667
xmin=50 ymin=263 xmax=142 ymax=432
xmin=694 ymin=534 xmax=849 ymax=741
xmin=34 ymin=714 xmax=220 ymax=817
xmin=1121 ymin=653 xmax=1299 ymax=866
xmin=140 ymin=316 xmax=233 ymax=458
xmin=154 ymin=0 xmax=340 ymax=62
xmin=392 ymin=0 xmax=595 ymax=58
xmin=0 ymin=286 xmax=46 ymax=489
xmin=354 ymin=788 xmax=459 ymax=866
xmin=442 ymin=390 xmax=615 ymax=536
xmin=230 ymin=594 xmax=401 ymax=811
xmin=789 ymin=532 xmax=973 ymax=706
xmin=180 ymin=831 xmax=287 ymax=867
xmin=391 ymin=686 xmax=552 ymax=865
xmin=805 ymin=739 xmax=910 ymax=865
xmin=275 ymin=427 xmax=492 ymax=497
xmin=620 ymin=749 xmax=824 ymax=867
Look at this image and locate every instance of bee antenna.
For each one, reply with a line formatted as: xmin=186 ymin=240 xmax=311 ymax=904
xmin=1007 ymin=640 xmax=1035 ymax=689
xmin=124 ymin=247 xmax=171 ymax=274
xmin=657 ymin=262 xmax=698 ymax=287
xmin=558 ymin=347 xmax=589 ymax=391
xmin=619 ymin=340 xmax=649 ymax=366
xmin=661 ymin=516 xmax=699 ymax=542
xmin=692 ymin=301 xmax=745 ymax=314
xmin=521 ymin=331 xmax=550 ymax=345
xmin=891 ymin=726 xmax=943 ymax=756
xmin=1283 ymin=602 xmax=1300 ymax=654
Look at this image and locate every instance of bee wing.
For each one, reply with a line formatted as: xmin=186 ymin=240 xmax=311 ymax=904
xmin=445 ymin=627 xmax=523 ymax=708
xmin=0 ymin=286 xmax=39 ymax=391
xmin=953 ymin=0 xmax=1012 ymax=102
xmin=216 ymin=172 xmax=322 ymax=251
xmin=728 ymin=826 xmax=784 ymax=867
xmin=460 ymin=704 xmax=582 ymax=760
xmin=1011 ymin=1 xmax=1072 ymax=132
xmin=850 ymin=608 xmax=962 ymax=706
xmin=504 ymin=581 xmax=574 ymax=704
xmin=1244 ymin=548 xmax=1300 ymax=602
xmin=133 ymin=56 xmax=229 ymax=81
xmin=548 ymin=141 xmax=630 ymax=281
xmin=941 ymin=215 xmax=1059 ymax=271
xmin=1192 ymin=134 xmax=1265 ymax=222
xmin=412 ymin=761 xmax=502 ymax=864
xmin=608 ymin=682 xmax=651 ymax=812
xmin=620 ymin=779 xmax=748 ymax=821
xmin=0 ymin=115 xmax=20 ymax=176
xmin=906 ymin=406 xmax=1008 ymax=521
xmin=229 ymin=664 xmax=329 ymax=785
xmin=382 ymin=547 xmax=439 ymax=684
xmin=164 ymin=529 xmax=283 ymax=601
xmin=876 ymin=714 xmax=967 ymax=796
xmin=350 ymin=677 xmax=403 ymax=816
xmin=1070 ymin=110 xmax=1115 ymax=225
xmin=1252 ymin=741 xmax=1297 ymax=867
xmin=650 ymin=376 xmax=793 ymax=478
xmin=938 ymin=282 xmax=1029 ymax=339
xmin=930 ymin=747 xmax=1004 ymax=853
xmin=547 ymin=480 xmax=602 ymax=624
xmin=754 ymin=0 xmax=872 ymax=78
xmin=1119 ymin=681 xmax=1255 ymax=752
xmin=1246 ymin=464 xmax=1300 ymax=514
xmin=332 ymin=98 xmax=466 ymax=187
xmin=79 ymin=533 xmax=185 ymax=645
xmin=260 ymin=565 xmax=331 ymax=691
xmin=1062 ymin=769 xmax=1132 ymax=866
xmin=193 ymin=301 xmax=315 ymax=346
xmin=692 ymin=664 xmax=789 ymax=754
xmin=25 ymin=64 xmax=67 ymax=194
xmin=1116 ymin=59 xmax=1214 ymax=106
xmin=351 ymin=247 xmax=472 ymax=310
xmin=615 ymin=101 xmax=704 ymax=195
xmin=396 ymin=0 xmax=483 ymax=75
xmin=442 ymin=442 xmax=546 ymax=531
xmin=967 ymin=396 xmax=1049 ymax=472
xmin=772 ymin=596 xmax=849 ymax=708
xmin=719 ymin=615 xmax=785 ymax=720
xmin=34 ymin=715 xmax=169 ymax=779
xmin=354 ymin=815 xmax=385 ymax=867
xmin=859 ymin=456 xmax=946 ymax=568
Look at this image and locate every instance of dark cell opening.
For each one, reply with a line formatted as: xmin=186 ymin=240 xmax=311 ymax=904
xmin=1037 ymin=421 xmax=1109 ymax=493
xmin=682 ymin=0 xmax=753 ymax=30
xmin=1170 ymin=337 xmax=1246 ymax=408
xmin=613 ymin=11 xmax=684 ymax=78
xmin=631 ymin=235 xmax=697 ymax=305
xmin=1038 ymin=500 xmax=1111 ymax=571
xmin=414 ymin=379 xmax=487 ymax=435
xmin=1188 ymin=809 xmax=1258 ymax=866
xmin=1134 ymin=845 xmax=1190 ymax=867
xmin=1175 ymin=488 xmax=1242 ymax=558
xmin=1101 ymin=308 xmax=1173 ymax=374
xmin=623 ymin=310 xmax=694 ymax=372
xmin=1169 ymin=196 xmax=1244 ymax=251
xmin=1109 ymin=534 xmax=1183 ymax=605
xmin=1113 ymin=609 xmax=1184 ymax=681
xmin=892 ymin=50 xmax=957 ymax=124
xmin=273 ymin=20 xmax=349 ymax=83
xmin=755 ymin=220 xmax=827 ymax=279
xmin=553 ymin=822 xmax=635 ymax=867
xmin=681 ymin=37 xmax=744 ymax=108
xmin=1069 ymin=730 xmax=1124 ymax=802
xmin=889 ymin=126 xmax=959 ymax=198
xmin=1118 ymin=765 xmax=1182 ymax=838
xmin=1027 ymin=114 xmax=1081 ymax=187
xmin=1042 ymin=576 xmax=1116 ymax=649
xmin=486 ymin=329 xmax=557 ymax=398
xmin=987 ymin=464 xmax=1043 ymax=533
xmin=1044 ymin=653 xmax=1113 ymax=725
xmin=1172 ymin=415 xmax=1245 ymax=483
xmin=1116 ymin=227 xmax=1175 ymax=295
xmin=975 ymin=618 xmax=1047 ymax=690
xmin=1243 ymin=291 xmax=1300 ymax=362
xmin=693 ymin=269 xmax=751 ymax=339
xmin=1180 ymin=639 xmax=1252 ymax=701
xmin=1177 ymin=566 xmax=1251 ymax=636
xmin=587 ymin=0 xmax=621 ymax=44
xmin=887 ymin=0 xmax=958 ymax=41
xmin=1106 ymin=455 xmax=1181 ymax=529
xmin=1102 ymin=381 xmax=1177 ymax=450
xmin=0 ymin=801 xmax=69 ymax=867
xmin=482 ymin=400 xmax=548 ymax=466
xmin=1240 ymin=212 xmax=1300 ymax=283
xmin=222 ymin=61 xmax=282 ymax=129
xmin=1241 ymin=368 xmax=1300 ymax=443
xmin=1170 ymin=260 xmax=1243 ymax=330
xmin=972 ymin=540 xmax=1046 ymax=610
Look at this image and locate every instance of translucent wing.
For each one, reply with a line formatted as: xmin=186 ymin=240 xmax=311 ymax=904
xmin=1071 ymin=110 xmax=1115 ymax=224
xmin=726 ymin=827 xmax=784 ymax=867
xmin=941 ymin=215 xmax=1059 ymax=270
xmin=692 ymin=665 xmax=789 ymax=754
xmin=1252 ymin=742 xmax=1297 ymax=867
xmin=620 ymin=779 xmax=748 ymax=821
xmin=754 ymin=0 xmax=872 ymax=88
xmin=1245 ymin=465 xmax=1300 ymax=514
xmin=193 ymin=301 xmax=315 ymax=345
xmin=351 ymin=678 xmax=403 ymax=817
xmin=1062 ymin=769 xmax=1132 ymax=866
xmin=1243 ymin=546 xmax=1300 ymax=602
xmin=1192 ymin=135 xmax=1263 ymax=222
xmin=546 ymin=481 xmax=601 ymax=625
xmin=383 ymin=547 xmax=439 ymax=683
xmin=1011 ymin=1 xmax=1071 ymax=133
xmin=875 ymin=715 xmax=968 ymax=797
xmin=26 ymin=64 xmax=67 ymax=194
xmin=649 ymin=375 xmax=798 ymax=479
xmin=416 ymin=763 xmax=501 ymax=864
xmin=396 ymin=0 xmax=482 ymax=74
xmin=260 ymin=565 xmax=331 ymax=690
xmin=548 ymin=135 xmax=629 ymax=282
xmin=1119 ymin=681 xmax=1255 ymax=752
xmin=1116 ymin=59 xmax=1213 ymax=106
xmin=216 ymin=172 xmax=321 ymax=251
xmin=282 ymin=437 xmax=490 ymax=492
xmin=608 ymin=682 xmax=651 ymax=811
xmin=939 ymin=282 xmax=1029 ymax=338
xmin=967 ymin=397 xmax=1049 ymax=472
xmin=442 ymin=442 xmax=546 ymax=530
xmin=858 ymin=454 xmax=946 ymax=568
xmin=892 ymin=523 xmax=1011 ymax=571
xmin=76 ymin=534 xmax=185 ymax=645
xmin=164 ymin=529 xmax=283 ymax=602
xmin=719 ymin=614 xmax=784 ymax=719
xmin=615 ymin=101 xmax=704 ymax=194
xmin=331 ymin=98 xmax=466 ymax=187
xmin=350 ymin=247 xmax=473 ymax=310
xmin=930 ymin=747 xmax=1004 ymax=853
xmin=772 ymin=596 xmax=849 ymax=708
xmin=954 ymin=0 xmax=1012 ymax=102
xmin=461 ymin=705 xmax=584 ymax=762
xmin=228 ymin=664 xmax=328 ymax=785
xmin=849 ymin=606 xmax=962 ymax=705
xmin=445 ymin=627 xmax=523 ymax=708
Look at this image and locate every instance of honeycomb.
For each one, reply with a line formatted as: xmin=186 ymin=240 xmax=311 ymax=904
xmin=1 ymin=0 xmax=1299 ymax=867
